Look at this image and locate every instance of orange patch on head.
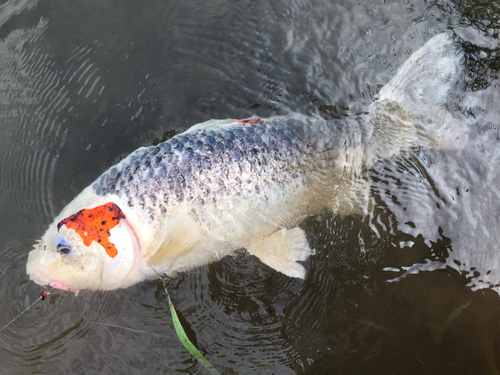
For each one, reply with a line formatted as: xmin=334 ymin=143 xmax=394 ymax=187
xmin=57 ymin=202 xmax=126 ymax=258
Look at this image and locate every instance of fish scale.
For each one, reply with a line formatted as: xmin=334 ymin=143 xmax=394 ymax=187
xmin=92 ymin=117 xmax=335 ymax=226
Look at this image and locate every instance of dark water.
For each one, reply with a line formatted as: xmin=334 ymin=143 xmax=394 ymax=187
xmin=1 ymin=0 xmax=500 ymax=373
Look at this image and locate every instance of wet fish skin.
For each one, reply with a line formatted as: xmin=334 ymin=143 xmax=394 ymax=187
xmin=92 ymin=115 xmax=357 ymax=229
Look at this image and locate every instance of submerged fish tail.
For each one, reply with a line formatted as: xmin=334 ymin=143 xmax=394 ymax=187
xmin=368 ymin=32 xmax=468 ymax=157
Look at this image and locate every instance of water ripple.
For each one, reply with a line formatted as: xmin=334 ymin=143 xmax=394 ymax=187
xmin=0 ymin=16 xmax=108 ymax=226
xmin=1 ymin=1 xmax=499 ymax=373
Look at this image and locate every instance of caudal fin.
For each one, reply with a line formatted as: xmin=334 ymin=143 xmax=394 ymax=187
xmin=368 ymin=32 xmax=468 ymax=151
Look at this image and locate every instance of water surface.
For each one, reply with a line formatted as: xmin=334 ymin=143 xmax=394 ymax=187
xmin=1 ymin=0 xmax=500 ymax=373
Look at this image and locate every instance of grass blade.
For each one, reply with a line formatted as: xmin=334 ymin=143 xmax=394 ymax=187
xmin=167 ymin=293 xmax=220 ymax=375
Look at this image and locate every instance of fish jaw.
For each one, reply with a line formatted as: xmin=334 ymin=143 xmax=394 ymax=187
xmin=26 ymin=233 xmax=104 ymax=290
xmin=26 ymin=246 xmax=61 ymax=287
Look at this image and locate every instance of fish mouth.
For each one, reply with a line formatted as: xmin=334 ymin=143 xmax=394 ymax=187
xmin=30 ymin=268 xmax=74 ymax=293
xmin=26 ymin=246 xmax=60 ymax=287
xmin=49 ymin=281 xmax=70 ymax=291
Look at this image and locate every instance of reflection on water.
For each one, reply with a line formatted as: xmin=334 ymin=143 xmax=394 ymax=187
xmin=1 ymin=0 xmax=500 ymax=373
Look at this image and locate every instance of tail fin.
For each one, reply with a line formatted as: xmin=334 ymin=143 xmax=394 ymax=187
xmin=368 ymin=32 xmax=468 ymax=151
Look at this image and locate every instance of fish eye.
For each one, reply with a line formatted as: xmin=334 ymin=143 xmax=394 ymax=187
xmin=55 ymin=235 xmax=72 ymax=255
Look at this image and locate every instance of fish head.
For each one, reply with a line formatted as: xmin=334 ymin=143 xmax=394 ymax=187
xmin=27 ymin=201 xmax=143 ymax=291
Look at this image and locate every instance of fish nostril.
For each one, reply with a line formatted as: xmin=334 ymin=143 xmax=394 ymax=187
xmin=55 ymin=235 xmax=72 ymax=255
xmin=58 ymin=247 xmax=71 ymax=255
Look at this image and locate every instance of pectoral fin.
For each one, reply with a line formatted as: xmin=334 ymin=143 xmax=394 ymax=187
xmin=146 ymin=212 xmax=202 ymax=269
xmin=247 ymin=227 xmax=315 ymax=279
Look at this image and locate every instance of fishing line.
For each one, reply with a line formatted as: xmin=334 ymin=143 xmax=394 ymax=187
xmin=146 ymin=261 xmax=170 ymax=291
xmin=0 ymin=288 xmax=53 ymax=334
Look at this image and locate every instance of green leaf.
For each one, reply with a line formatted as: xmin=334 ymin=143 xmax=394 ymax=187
xmin=442 ymin=298 xmax=473 ymax=330
xmin=167 ymin=293 xmax=220 ymax=375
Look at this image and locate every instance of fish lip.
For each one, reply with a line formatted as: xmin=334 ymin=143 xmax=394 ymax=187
xmin=26 ymin=247 xmax=59 ymax=286
xmin=49 ymin=281 xmax=71 ymax=291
